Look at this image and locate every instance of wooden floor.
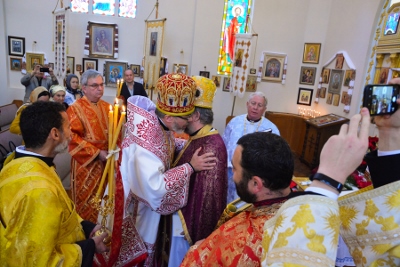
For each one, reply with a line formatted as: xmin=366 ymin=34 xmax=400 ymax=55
xmin=293 ymin=153 xmax=313 ymax=178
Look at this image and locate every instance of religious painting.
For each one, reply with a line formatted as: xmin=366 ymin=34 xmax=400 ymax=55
xmin=322 ymin=68 xmax=330 ymax=83
xmin=48 ymin=62 xmax=54 ymax=70
xmin=343 ymin=69 xmax=356 ymax=87
xmin=89 ymin=22 xmax=116 ymax=58
xmin=262 ymin=53 xmax=285 ymax=82
xmin=25 ymin=52 xmax=44 ymax=72
xmin=8 ymin=36 xmax=25 ymax=57
xmin=92 ymin=0 xmax=114 ymax=16
xmin=57 ymin=21 xmax=63 ymax=44
xmin=333 ymin=94 xmax=340 ymax=106
xmin=234 ymin=48 xmax=244 ymax=67
xmin=320 ymin=87 xmax=327 ymax=98
xmin=199 ymin=71 xmax=210 ymax=78
xmin=67 ymin=56 xmax=75 ymax=74
xmin=149 ymin=32 xmax=158 ymax=56
xmin=326 ymin=93 xmax=333 ymax=104
xmin=82 ymin=58 xmax=98 ymax=71
xmin=222 ymin=77 xmax=231 ymax=92
xmin=379 ymin=68 xmax=390 ymax=84
xmin=119 ymin=0 xmax=137 ymax=18
xmin=172 ymin=64 xmax=188 ymax=75
xmin=302 ymin=43 xmax=321 ymax=64
xmin=10 ymin=57 xmax=22 ymax=71
xmin=384 ymin=12 xmax=400 ymax=35
xmin=130 ymin=64 xmax=141 ymax=77
xmin=328 ymin=69 xmax=344 ymax=94
xmin=297 ymin=88 xmax=313 ymax=106
xmin=341 ymin=91 xmax=351 ymax=105
xmin=160 ymin=57 xmax=167 ymax=77
xmin=249 ymin=68 xmax=256 ymax=74
xmin=335 ymin=53 xmax=345 ymax=69
xmin=211 ymin=75 xmax=221 ymax=88
xmin=217 ymin=0 xmax=252 ymax=75
xmin=245 ymin=75 xmax=257 ymax=92
xmin=71 ymin=0 xmax=89 ymax=13
xmin=76 ymin=64 xmax=82 ymax=72
xmin=299 ymin=66 xmax=317 ymax=85
xmin=105 ymin=61 xmax=128 ymax=87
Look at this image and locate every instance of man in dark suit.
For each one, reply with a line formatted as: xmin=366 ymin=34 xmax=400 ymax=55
xmin=120 ymin=69 xmax=147 ymax=106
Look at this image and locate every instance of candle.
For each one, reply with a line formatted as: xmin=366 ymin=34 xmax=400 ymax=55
xmin=111 ymin=105 xmax=126 ymax=148
xmin=113 ymin=98 xmax=119 ymax=133
xmin=108 ymin=105 xmax=113 ymax=151
xmin=109 ymin=155 xmax=115 ymax=198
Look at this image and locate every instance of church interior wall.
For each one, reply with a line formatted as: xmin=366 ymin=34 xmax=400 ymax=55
xmin=0 ymin=0 xmax=385 ymax=133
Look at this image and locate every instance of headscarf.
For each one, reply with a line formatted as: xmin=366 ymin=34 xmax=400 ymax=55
xmin=49 ymin=85 xmax=66 ymax=97
xmin=29 ymin=86 xmax=50 ymax=103
xmin=66 ymin=74 xmax=84 ymax=98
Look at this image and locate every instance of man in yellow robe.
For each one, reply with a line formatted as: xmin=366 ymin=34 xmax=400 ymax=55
xmin=339 ymin=79 xmax=400 ymax=266
xmin=67 ymin=69 xmax=110 ymax=223
xmin=182 ymin=108 xmax=370 ymax=266
xmin=0 ymin=101 xmax=109 ymax=266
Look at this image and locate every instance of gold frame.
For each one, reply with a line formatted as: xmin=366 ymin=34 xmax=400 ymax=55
xmin=89 ymin=22 xmax=116 ymax=59
xmin=25 ymin=52 xmax=44 ymax=72
xmin=10 ymin=57 xmax=22 ymax=71
xmin=262 ymin=52 xmax=285 ymax=82
xmin=172 ymin=64 xmax=188 ymax=75
xmin=302 ymin=43 xmax=321 ymax=64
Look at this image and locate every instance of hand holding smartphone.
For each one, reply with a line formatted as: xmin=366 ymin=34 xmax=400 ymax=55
xmin=363 ymin=84 xmax=399 ymax=116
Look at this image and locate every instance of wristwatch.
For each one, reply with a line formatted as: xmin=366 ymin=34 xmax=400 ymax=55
xmin=310 ymin=173 xmax=343 ymax=193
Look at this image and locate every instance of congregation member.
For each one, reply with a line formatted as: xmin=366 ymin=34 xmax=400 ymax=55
xmin=10 ymin=86 xmax=50 ymax=135
xmin=115 ymin=74 xmax=217 ymax=266
xmin=20 ymin=64 xmax=58 ymax=103
xmin=222 ymin=91 xmax=280 ymax=203
xmin=181 ymin=107 xmax=370 ymax=266
xmin=168 ymin=76 xmax=227 ymax=266
xmin=119 ymin=68 xmax=147 ymax=106
xmin=67 ymin=69 xmax=109 ymax=223
xmin=65 ymin=73 xmax=84 ymax=105
xmin=338 ymin=78 xmax=400 ymax=266
xmin=0 ymin=101 xmax=109 ymax=266
xmin=50 ymin=84 xmax=69 ymax=109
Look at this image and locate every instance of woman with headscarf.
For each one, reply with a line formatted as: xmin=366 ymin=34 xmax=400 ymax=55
xmin=10 ymin=86 xmax=50 ymax=135
xmin=50 ymin=85 xmax=69 ymax=109
xmin=65 ymin=74 xmax=83 ymax=105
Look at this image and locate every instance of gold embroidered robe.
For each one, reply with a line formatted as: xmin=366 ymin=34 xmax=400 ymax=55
xmin=67 ymin=96 xmax=109 ymax=223
xmin=339 ymin=181 xmax=400 ymax=267
xmin=0 ymin=157 xmax=86 ymax=266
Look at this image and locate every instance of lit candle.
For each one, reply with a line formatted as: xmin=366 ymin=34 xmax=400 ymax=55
xmin=109 ymin=155 xmax=114 ymax=198
xmin=111 ymin=105 xmax=126 ymax=148
xmin=113 ymin=98 xmax=119 ymax=133
xmin=108 ymin=105 xmax=113 ymax=151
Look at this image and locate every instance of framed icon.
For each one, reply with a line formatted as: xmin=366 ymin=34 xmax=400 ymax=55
xmin=82 ymin=58 xmax=98 ymax=71
xmin=8 ymin=36 xmax=25 ymax=57
xmin=302 ymin=43 xmax=321 ymax=64
xmin=297 ymin=88 xmax=313 ymax=106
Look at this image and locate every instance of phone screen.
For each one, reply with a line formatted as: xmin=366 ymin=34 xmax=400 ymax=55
xmin=363 ymin=84 xmax=399 ymax=116
xmin=40 ymin=68 xmax=49 ymax=73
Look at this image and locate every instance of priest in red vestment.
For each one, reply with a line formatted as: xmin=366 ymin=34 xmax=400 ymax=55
xmin=67 ymin=69 xmax=109 ymax=223
xmin=168 ymin=76 xmax=227 ymax=266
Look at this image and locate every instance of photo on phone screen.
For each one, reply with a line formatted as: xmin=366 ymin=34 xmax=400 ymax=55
xmin=40 ymin=67 xmax=49 ymax=73
xmin=363 ymin=84 xmax=399 ymax=116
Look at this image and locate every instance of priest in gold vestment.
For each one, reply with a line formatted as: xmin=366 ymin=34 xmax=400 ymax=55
xmin=182 ymin=108 xmax=370 ymax=266
xmin=67 ymin=69 xmax=110 ymax=223
xmin=0 ymin=102 xmax=109 ymax=266
xmin=338 ymin=81 xmax=400 ymax=267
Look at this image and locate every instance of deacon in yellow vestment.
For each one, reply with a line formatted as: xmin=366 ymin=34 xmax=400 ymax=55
xmin=0 ymin=156 xmax=86 ymax=266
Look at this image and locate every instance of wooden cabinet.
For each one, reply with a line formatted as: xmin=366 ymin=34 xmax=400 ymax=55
xmin=300 ymin=114 xmax=349 ymax=168
xmin=264 ymin=111 xmax=307 ymax=156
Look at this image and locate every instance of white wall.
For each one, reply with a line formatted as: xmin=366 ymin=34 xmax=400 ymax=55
xmin=0 ymin=0 xmax=384 ymax=133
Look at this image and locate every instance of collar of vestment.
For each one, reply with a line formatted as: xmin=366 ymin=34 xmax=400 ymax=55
xmin=246 ymin=116 xmax=262 ymax=123
xmin=172 ymin=124 xmax=218 ymax=167
xmin=15 ymin=149 xmax=54 ymax=167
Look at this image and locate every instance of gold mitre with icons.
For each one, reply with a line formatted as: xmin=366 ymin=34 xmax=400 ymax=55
xmin=191 ymin=76 xmax=217 ymax=109
xmin=155 ymin=73 xmax=197 ymax=116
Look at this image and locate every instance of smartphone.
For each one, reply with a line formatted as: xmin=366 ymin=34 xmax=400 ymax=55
xmin=40 ymin=67 xmax=50 ymax=73
xmin=363 ymin=84 xmax=399 ymax=116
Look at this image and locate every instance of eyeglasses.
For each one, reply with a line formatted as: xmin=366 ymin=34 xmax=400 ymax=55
xmin=86 ymin=83 xmax=104 ymax=89
xmin=249 ymin=101 xmax=266 ymax=109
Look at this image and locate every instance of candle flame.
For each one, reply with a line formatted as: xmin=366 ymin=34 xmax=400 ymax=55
xmin=109 ymin=105 xmax=112 ymax=111
xmin=115 ymin=98 xmax=118 ymax=105
xmin=122 ymin=105 xmax=126 ymax=112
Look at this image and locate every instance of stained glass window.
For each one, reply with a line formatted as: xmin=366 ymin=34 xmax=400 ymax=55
xmin=93 ymin=0 xmax=115 ymax=16
xmin=218 ymin=0 xmax=252 ymax=75
xmin=70 ymin=0 xmax=89 ymax=13
xmin=119 ymin=0 xmax=137 ymax=18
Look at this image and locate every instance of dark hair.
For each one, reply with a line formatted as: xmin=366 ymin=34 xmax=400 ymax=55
xmin=20 ymin=101 xmax=66 ymax=149
xmin=237 ymin=132 xmax=294 ymax=191
xmin=37 ymin=90 xmax=50 ymax=99
xmin=195 ymin=106 xmax=213 ymax=125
